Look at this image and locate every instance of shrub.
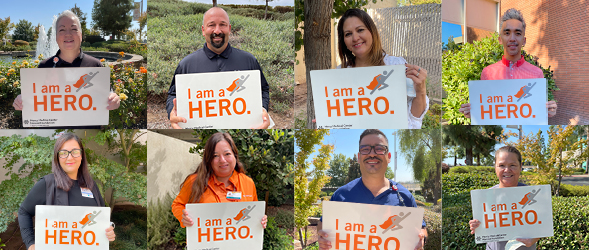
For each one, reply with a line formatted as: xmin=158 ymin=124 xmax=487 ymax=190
xmin=273 ymin=209 xmax=295 ymax=230
xmin=539 ymin=196 xmax=589 ymax=249
xmin=92 ymin=41 xmax=106 ymax=48
xmin=557 ymin=184 xmax=589 ymax=197
xmin=424 ymin=206 xmax=441 ymax=250
xmin=81 ymin=42 xmax=91 ymax=47
xmin=106 ymin=61 xmax=148 ymax=129
xmin=448 ymin=165 xmax=495 ymax=174
xmin=85 ymin=35 xmax=106 ymax=44
xmin=110 ymin=209 xmax=147 ymax=250
xmin=13 ymin=40 xmax=29 ymax=46
xmin=147 ymin=194 xmax=180 ymax=249
xmin=0 ymin=55 xmax=41 ymax=101
xmin=442 ymin=33 xmax=559 ymax=125
xmin=263 ymin=217 xmax=292 ymax=250
xmin=173 ymin=227 xmax=186 ymax=247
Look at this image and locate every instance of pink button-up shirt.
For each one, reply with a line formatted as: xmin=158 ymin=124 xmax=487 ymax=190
xmin=481 ymin=55 xmax=543 ymax=80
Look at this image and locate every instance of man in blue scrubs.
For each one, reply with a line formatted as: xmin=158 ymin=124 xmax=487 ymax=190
xmin=317 ymin=129 xmax=427 ymax=250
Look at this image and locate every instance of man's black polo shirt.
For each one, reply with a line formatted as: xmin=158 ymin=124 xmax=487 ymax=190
xmin=38 ymin=49 xmax=102 ymax=68
xmin=166 ymin=43 xmax=270 ymax=117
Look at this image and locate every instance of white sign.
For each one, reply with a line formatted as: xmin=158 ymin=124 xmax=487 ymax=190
xmin=35 ymin=205 xmax=111 ymax=250
xmin=186 ymin=201 xmax=265 ymax=250
xmin=322 ymin=201 xmax=424 ymax=250
xmin=469 ymin=78 xmax=547 ymax=125
xmin=20 ymin=68 xmax=110 ymax=127
xmin=176 ymin=70 xmax=264 ymax=129
xmin=310 ymin=65 xmax=408 ymax=129
xmin=470 ymin=185 xmax=554 ymax=244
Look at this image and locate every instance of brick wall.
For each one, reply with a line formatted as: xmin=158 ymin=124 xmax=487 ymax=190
xmin=500 ymin=0 xmax=589 ymax=125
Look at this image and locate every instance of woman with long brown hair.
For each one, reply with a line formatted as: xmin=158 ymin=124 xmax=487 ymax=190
xmin=337 ymin=8 xmax=429 ymax=129
xmin=171 ymin=132 xmax=267 ymax=228
xmin=18 ymin=133 xmax=115 ymax=250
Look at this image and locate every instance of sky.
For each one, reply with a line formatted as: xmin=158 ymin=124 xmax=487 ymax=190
xmin=442 ymin=21 xmax=462 ymax=44
xmin=186 ymin=0 xmax=294 ymax=6
xmin=442 ymin=125 xmax=556 ymax=166
xmin=0 ymin=0 xmax=147 ymax=38
xmin=295 ymin=129 xmax=419 ymax=183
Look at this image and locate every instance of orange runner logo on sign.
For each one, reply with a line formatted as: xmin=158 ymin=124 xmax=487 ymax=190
xmin=310 ymin=65 xmax=408 ymax=129
xmin=323 ymin=201 xmax=424 ymax=250
xmin=35 ymin=206 xmax=110 ymax=250
xmin=470 ymin=185 xmax=553 ymax=244
xmin=366 ymin=69 xmax=393 ymax=95
xmin=175 ymin=70 xmax=263 ymax=129
xmin=468 ymin=78 xmax=547 ymax=125
xmin=73 ymin=71 xmax=99 ymax=92
xmin=186 ymin=201 xmax=265 ymax=250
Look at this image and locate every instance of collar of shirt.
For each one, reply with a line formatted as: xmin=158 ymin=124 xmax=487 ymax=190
xmin=208 ymin=171 xmax=239 ymax=197
xmin=54 ymin=49 xmax=85 ymax=66
xmin=203 ymin=42 xmax=233 ymax=59
xmin=500 ymin=54 xmax=525 ymax=67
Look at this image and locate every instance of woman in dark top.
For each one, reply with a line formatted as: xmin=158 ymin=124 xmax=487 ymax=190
xmin=18 ymin=133 xmax=115 ymax=250
xmin=12 ymin=10 xmax=120 ymax=114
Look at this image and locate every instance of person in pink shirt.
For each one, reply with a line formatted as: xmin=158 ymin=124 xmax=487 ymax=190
xmin=459 ymin=8 xmax=558 ymax=119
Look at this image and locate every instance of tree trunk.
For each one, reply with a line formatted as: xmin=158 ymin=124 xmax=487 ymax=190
xmin=453 ymin=150 xmax=457 ymax=166
xmin=212 ymin=0 xmax=217 ymax=7
xmin=434 ymin=161 xmax=441 ymax=205
xmin=304 ymin=0 xmax=334 ymax=128
xmin=557 ymin=149 xmax=563 ymax=196
xmin=265 ymin=0 xmax=268 ymax=19
xmin=465 ymin=147 xmax=473 ymax=165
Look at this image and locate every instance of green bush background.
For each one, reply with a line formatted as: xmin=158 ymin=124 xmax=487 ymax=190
xmin=442 ymin=172 xmax=589 ymax=249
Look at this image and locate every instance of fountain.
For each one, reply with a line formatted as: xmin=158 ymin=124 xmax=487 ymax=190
xmin=36 ymin=15 xmax=59 ymax=60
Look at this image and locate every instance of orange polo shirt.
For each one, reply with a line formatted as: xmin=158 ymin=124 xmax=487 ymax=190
xmin=171 ymin=171 xmax=258 ymax=227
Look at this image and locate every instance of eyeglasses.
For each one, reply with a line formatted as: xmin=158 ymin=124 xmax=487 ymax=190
xmin=58 ymin=149 xmax=82 ymax=159
xmin=359 ymin=145 xmax=388 ymax=155
xmin=495 ymin=165 xmax=520 ymax=170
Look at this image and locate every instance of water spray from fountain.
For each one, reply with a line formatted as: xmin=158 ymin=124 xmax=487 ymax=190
xmin=36 ymin=15 xmax=59 ymax=60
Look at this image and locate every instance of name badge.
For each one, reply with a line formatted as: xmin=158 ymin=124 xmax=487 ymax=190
xmin=81 ymin=187 xmax=94 ymax=198
xmin=227 ymin=191 xmax=241 ymax=200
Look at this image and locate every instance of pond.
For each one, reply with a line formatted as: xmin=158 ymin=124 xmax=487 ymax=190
xmin=0 ymin=54 xmax=119 ymax=64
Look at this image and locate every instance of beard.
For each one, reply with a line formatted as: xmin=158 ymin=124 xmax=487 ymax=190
xmin=210 ymin=32 xmax=226 ymax=49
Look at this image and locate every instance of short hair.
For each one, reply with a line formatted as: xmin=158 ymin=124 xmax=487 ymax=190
xmin=500 ymin=8 xmax=526 ymax=32
xmin=52 ymin=133 xmax=94 ymax=192
xmin=337 ymin=9 xmax=385 ymax=68
xmin=495 ymin=145 xmax=522 ymax=167
xmin=359 ymin=129 xmax=389 ymax=146
xmin=56 ymin=10 xmax=82 ymax=34
xmin=202 ymin=7 xmax=230 ymax=26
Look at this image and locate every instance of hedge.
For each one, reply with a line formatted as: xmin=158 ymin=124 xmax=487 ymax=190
xmin=443 ymin=172 xmax=589 ymax=249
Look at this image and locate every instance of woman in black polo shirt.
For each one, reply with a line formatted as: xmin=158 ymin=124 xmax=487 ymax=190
xmin=18 ymin=133 xmax=115 ymax=250
xmin=12 ymin=10 xmax=120 ymax=117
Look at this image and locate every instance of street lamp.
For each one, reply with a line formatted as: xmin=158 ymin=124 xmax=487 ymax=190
xmin=505 ymin=125 xmax=523 ymax=140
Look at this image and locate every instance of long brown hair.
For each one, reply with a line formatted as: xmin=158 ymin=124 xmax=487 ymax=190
xmin=337 ymin=8 xmax=385 ymax=68
xmin=52 ymin=133 xmax=94 ymax=191
xmin=180 ymin=132 xmax=245 ymax=203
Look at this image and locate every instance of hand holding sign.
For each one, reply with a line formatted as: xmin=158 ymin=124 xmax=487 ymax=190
xmin=175 ymin=70 xmax=264 ymax=129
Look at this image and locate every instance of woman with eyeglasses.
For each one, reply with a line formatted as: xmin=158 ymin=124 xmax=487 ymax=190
xmin=468 ymin=146 xmax=539 ymax=250
xmin=18 ymin=133 xmax=115 ymax=250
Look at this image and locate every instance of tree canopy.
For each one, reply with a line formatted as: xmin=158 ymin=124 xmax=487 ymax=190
xmin=92 ymin=0 xmax=133 ymax=39
xmin=13 ymin=19 xmax=34 ymax=42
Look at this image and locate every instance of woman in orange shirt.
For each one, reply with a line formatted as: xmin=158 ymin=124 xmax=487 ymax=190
xmin=171 ymin=132 xmax=267 ymax=228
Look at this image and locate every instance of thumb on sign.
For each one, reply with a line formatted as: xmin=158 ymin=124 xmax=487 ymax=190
xmin=170 ymin=98 xmax=187 ymax=129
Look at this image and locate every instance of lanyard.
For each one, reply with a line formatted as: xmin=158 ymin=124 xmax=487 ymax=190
xmin=389 ymin=180 xmax=405 ymax=207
